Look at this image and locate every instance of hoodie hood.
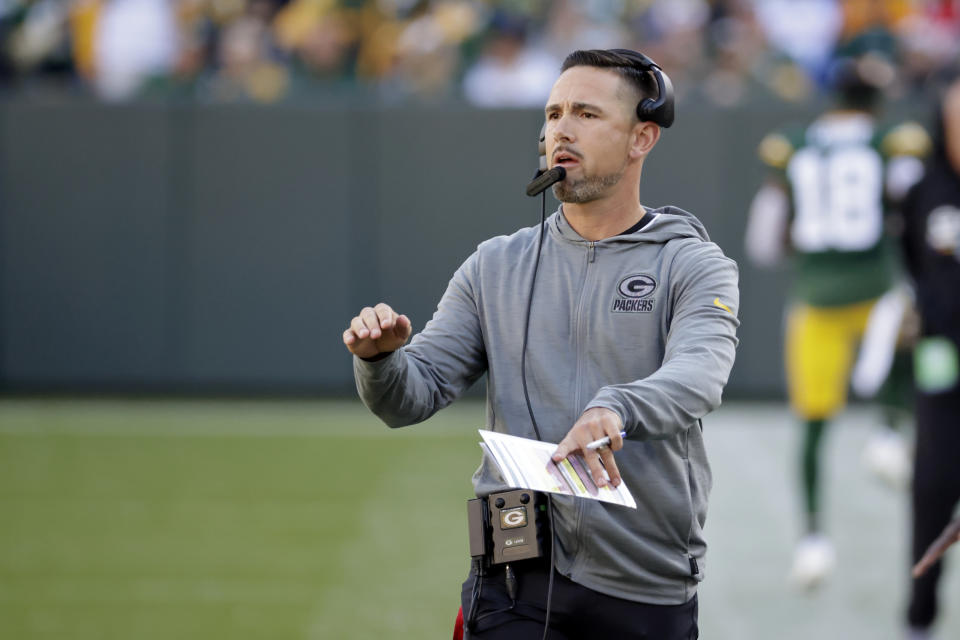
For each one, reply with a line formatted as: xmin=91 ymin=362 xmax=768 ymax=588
xmin=553 ymin=205 xmax=711 ymax=245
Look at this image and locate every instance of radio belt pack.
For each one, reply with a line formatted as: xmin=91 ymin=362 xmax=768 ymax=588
xmin=464 ymin=489 xmax=551 ymax=632
xmin=467 ymin=489 xmax=549 ymax=566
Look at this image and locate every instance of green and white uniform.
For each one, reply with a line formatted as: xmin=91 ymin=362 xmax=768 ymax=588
xmin=748 ymin=112 xmax=929 ymax=549
xmin=757 ymin=113 xmax=928 ymax=307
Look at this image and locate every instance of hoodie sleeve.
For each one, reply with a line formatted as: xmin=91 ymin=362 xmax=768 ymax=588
xmin=585 ymin=241 xmax=740 ymax=439
xmin=352 ymin=251 xmax=488 ymax=427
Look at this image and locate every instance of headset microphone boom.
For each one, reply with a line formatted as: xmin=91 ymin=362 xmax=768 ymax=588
xmin=525 ymin=166 xmax=566 ymax=197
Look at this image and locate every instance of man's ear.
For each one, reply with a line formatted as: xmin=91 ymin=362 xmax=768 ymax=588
xmin=630 ymin=122 xmax=660 ymax=160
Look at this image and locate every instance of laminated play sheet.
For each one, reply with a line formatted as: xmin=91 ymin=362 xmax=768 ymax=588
xmin=478 ymin=429 xmax=636 ymax=509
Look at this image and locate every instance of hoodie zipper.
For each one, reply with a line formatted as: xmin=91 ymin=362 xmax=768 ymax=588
xmin=573 ymin=242 xmax=595 ymax=413
xmin=571 ymin=240 xmax=596 ymax=575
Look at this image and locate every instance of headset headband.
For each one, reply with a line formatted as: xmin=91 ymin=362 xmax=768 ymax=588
xmin=609 ymin=48 xmax=675 ymax=128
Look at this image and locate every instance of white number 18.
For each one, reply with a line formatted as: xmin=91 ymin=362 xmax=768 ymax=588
xmin=788 ymin=146 xmax=884 ymax=252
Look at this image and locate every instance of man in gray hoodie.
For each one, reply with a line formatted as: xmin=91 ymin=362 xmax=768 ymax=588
xmin=343 ymin=49 xmax=739 ymax=639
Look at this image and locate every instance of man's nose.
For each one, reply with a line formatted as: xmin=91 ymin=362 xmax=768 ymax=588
xmin=553 ymin=116 xmax=574 ymax=143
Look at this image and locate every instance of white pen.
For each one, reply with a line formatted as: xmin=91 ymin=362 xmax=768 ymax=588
xmin=585 ymin=431 xmax=628 ymax=451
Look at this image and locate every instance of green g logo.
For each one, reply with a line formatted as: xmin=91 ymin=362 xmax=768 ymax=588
xmin=500 ymin=507 xmax=527 ymax=530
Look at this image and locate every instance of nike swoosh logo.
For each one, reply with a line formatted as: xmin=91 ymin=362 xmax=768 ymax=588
xmin=713 ymin=297 xmax=731 ymax=313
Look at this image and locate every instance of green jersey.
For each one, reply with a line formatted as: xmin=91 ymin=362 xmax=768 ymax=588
xmin=758 ymin=113 xmax=929 ymax=306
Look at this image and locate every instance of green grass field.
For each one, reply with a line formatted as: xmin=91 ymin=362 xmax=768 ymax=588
xmin=0 ymin=399 xmax=484 ymax=639
xmin=2 ymin=399 xmax=958 ymax=639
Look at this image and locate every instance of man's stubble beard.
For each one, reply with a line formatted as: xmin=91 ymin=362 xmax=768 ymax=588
xmin=551 ymin=162 xmax=627 ymax=204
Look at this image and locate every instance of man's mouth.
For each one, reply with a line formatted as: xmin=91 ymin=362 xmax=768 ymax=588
xmin=553 ymin=151 xmax=581 ymax=168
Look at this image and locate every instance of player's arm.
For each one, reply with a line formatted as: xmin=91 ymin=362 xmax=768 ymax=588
xmin=882 ymin=121 xmax=931 ymax=205
xmin=913 ymin=518 xmax=960 ymax=578
xmin=745 ymin=178 xmax=790 ymax=267
xmin=551 ymin=248 xmax=739 ymax=488
xmin=348 ymin=251 xmax=487 ymax=427
xmin=745 ymin=131 xmax=795 ymax=267
xmin=946 ymin=79 xmax=960 ymax=174
xmin=584 ymin=243 xmax=740 ymax=442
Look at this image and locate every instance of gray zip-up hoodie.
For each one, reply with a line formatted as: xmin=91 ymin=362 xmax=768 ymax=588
xmin=354 ymin=205 xmax=739 ymax=605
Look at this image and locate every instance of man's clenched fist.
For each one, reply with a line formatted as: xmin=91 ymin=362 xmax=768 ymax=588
xmin=343 ymin=303 xmax=412 ymax=359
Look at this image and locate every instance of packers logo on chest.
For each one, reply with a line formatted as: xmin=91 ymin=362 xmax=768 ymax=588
xmin=613 ymin=274 xmax=657 ymax=313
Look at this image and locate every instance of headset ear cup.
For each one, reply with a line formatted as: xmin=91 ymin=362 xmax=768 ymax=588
xmin=609 ymin=47 xmax=674 ymax=128
xmin=636 ymin=68 xmax=674 ymax=127
xmin=637 ymin=98 xmax=657 ymax=122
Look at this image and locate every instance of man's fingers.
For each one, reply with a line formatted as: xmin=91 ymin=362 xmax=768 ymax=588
xmin=551 ymin=413 xmax=623 ymax=489
xmin=554 ymin=443 xmax=618 ymax=489
xmin=552 ymin=449 xmax=566 ymax=462
xmin=598 ymin=447 xmax=621 ymax=487
xmin=360 ymin=307 xmax=381 ymax=338
xmin=551 ymin=418 xmax=611 ymax=462
xmin=350 ymin=315 xmax=371 ymax=340
xmin=374 ymin=303 xmax=396 ymax=330
xmin=552 ymin=433 xmax=583 ymax=462
xmin=583 ymin=450 xmax=608 ymax=488
xmin=609 ymin=428 xmax=624 ymax=451
xmin=343 ymin=304 xmax=410 ymax=359
xmin=553 ymin=435 xmax=577 ymax=462
xmin=388 ymin=314 xmax=413 ymax=345
xmin=395 ymin=314 xmax=412 ymax=338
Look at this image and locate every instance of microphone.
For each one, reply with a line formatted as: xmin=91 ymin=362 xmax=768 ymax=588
xmin=525 ymin=166 xmax=566 ymax=197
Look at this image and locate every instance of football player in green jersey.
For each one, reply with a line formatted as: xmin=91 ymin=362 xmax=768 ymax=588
xmin=746 ymin=46 xmax=930 ymax=589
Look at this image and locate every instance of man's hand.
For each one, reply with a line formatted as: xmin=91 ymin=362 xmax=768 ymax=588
xmin=552 ymin=408 xmax=624 ymax=489
xmin=342 ymin=303 xmax=412 ymax=359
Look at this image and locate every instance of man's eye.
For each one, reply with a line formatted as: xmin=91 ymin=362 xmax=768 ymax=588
xmin=581 ymin=112 xmax=596 ymax=118
xmin=547 ymin=112 xmax=560 ymax=120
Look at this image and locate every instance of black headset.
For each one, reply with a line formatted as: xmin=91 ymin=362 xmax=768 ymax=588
xmin=535 ymin=49 xmax=675 ymax=171
xmin=612 ymin=48 xmax=675 ymax=128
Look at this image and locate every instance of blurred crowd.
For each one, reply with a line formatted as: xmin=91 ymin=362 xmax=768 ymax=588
xmin=1 ymin=0 xmax=959 ymax=106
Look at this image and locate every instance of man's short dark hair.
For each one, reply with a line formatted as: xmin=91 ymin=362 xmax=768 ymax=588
xmin=560 ymin=49 xmax=657 ymax=108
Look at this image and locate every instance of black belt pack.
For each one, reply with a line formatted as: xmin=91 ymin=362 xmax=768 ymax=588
xmin=467 ymin=489 xmax=549 ymax=565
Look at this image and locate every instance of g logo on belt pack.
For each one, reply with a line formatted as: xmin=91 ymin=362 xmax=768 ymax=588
xmin=613 ymin=274 xmax=657 ymax=313
xmin=500 ymin=507 xmax=527 ymax=529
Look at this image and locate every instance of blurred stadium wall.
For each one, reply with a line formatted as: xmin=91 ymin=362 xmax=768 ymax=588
xmin=0 ymin=98 xmax=923 ymax=396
